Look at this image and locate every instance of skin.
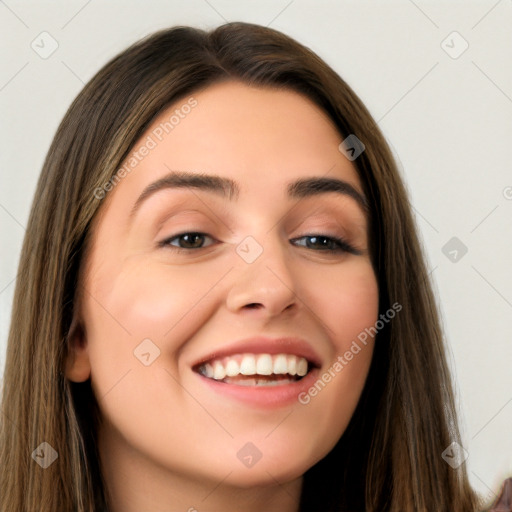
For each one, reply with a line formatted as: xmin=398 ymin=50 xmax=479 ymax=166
xmin=66 ymin=81 xmax=379 ymax=512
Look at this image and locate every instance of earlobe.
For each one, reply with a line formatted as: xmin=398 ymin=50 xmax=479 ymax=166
xmin=64 ymin=316 xmax=91 ymax=382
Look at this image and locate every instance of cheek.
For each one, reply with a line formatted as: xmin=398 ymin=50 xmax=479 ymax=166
xmin=304 ymin=258 xmax=379 ymax=343
xmin=82 ymin=258 xmax=230 ymax=454
xmin=82 ymin=257 xmax=229 ymax=381
xmin=294 ymin=259 xmax=379 ymax=455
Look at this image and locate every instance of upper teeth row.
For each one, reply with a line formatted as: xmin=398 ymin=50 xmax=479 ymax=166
xmin=199 ymin=353 xmax=309 ymax=380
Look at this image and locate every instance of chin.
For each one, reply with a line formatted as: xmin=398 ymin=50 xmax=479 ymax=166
xmin=222 ymin=461 xmax=308 ymax=488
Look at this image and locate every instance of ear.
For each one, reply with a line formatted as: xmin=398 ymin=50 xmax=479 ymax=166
xmin=65 ymin=313 xmax=91 ymax=382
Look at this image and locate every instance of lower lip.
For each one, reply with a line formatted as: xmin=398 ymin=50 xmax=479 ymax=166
xmin=196 ymin=368 xmax=320 ymax=408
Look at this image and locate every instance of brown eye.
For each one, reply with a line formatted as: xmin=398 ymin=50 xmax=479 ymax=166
xmin=161 ymin=232 xmax=215 ymax=250
xmin=290 ymin=234 xmax=361 ymax=255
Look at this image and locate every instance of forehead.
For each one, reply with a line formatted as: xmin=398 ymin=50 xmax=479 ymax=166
xmin=94 ymin=80 xmax=365 ymax=227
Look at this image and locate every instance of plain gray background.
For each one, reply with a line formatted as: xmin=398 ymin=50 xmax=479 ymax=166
xmin=1 ymin=0 xmax=511 ymax=501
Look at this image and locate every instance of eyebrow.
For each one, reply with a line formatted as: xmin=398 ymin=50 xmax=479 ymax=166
xmin=130 ymin=169 xmax=369 ymax=217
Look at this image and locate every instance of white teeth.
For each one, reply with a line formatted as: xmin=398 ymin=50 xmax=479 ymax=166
xmin=256 ymin=354 xmax=273 ymax=375
xmin=225 ymin=359 xmax=240 ymax=377
xmin=203 ymin=363 xmax=214 ymax=378
xmin=297 ymin=358 xmax=308 ymax=377
xmin=240 ymin=354 xmax=257 ymax=375
xmin=287 ymin=355 xmax=297 ymax=376
xmin=273 ymin=354 xmax=288 ymax=374
xmin=213 ymin=361 xmax=226 ymax=380
xmin=198 ymin=353 xmax=311 ymax=381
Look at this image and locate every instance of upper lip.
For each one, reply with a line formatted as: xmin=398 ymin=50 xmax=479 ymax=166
xmin=191 ymin=336 xmax=323 ymax=369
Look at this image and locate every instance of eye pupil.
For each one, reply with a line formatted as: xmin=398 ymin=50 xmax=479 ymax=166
xmin=181 ymin=233 xmax=203 ymax=248
xmin=307 ymin=236 xmax=329 ymax=248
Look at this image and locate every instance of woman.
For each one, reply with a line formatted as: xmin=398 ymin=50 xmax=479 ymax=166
xmin=0 ymin=21 xmax=507 ymax=511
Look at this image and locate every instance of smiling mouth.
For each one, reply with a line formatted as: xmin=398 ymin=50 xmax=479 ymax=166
xmin=194 ymin=353 xmax=315 ymax=387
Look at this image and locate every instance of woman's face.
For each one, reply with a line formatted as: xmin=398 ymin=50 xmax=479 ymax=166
xmin=68 ymin=81 xmax=379 ymax=489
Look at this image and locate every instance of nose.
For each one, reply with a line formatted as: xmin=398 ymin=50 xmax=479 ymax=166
xmin=226 ymin=234 xmax=298 ymax=317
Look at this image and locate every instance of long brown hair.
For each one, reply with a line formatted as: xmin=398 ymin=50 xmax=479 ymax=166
xmin=0 ymin=22 xmax=483 ymax=511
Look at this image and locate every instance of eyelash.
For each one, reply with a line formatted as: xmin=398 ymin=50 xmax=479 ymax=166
xmin=159 ymin=232 xmax=360 ymax=255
